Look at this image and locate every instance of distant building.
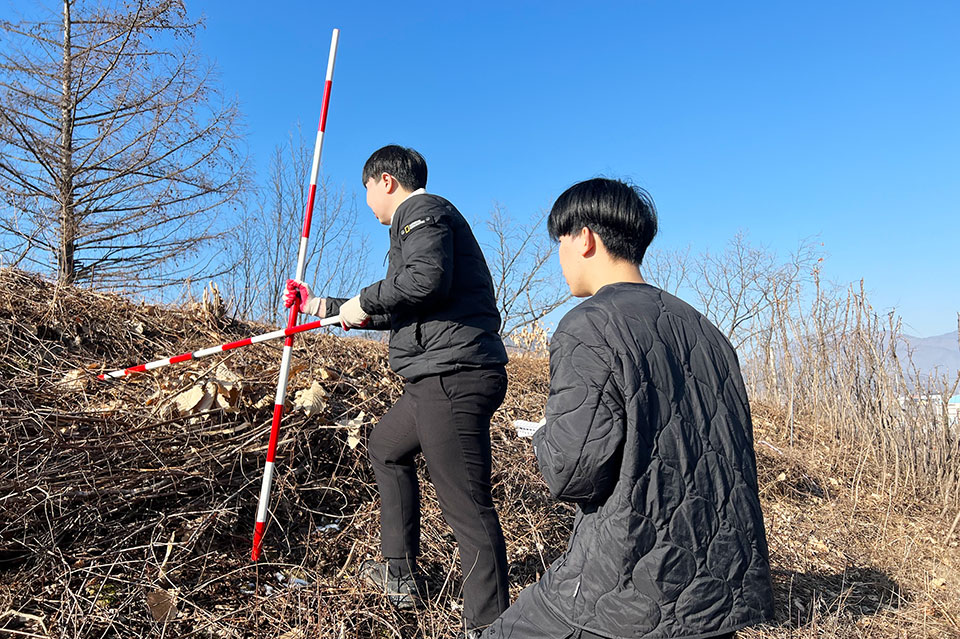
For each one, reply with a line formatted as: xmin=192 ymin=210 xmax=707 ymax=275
xmin=950 ymin=395 xmax=960 ymax=425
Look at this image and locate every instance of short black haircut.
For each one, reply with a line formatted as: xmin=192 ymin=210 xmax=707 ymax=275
xmin=362 ymin=145 xmax=428 ymax=191
xmin=548 ymin=177 xmax=658 ymax=265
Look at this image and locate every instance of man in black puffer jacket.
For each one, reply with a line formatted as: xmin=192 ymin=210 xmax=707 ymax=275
xmin=483 ymin=178 xmax=774 ymax=639
xmin=286 ymin=146 xmax=510 ymax=635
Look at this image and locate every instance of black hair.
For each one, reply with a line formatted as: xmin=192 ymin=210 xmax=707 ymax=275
xmin=547 ymin=177 xmax=658 ymax=265
xmin=361 ymin=145 xmax=428 ymax=191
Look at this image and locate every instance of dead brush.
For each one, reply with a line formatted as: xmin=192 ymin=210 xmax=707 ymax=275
xmin=509 ymin=320 xmax=550 ymax=358
xmin=0 ymin=267 xmax=568 ymax=638
xmin=3 ymin=263 xmax=960 ymax=638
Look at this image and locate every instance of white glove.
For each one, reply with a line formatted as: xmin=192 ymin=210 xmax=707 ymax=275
xmin=514 ymin=418 xmax=546 ymax=438
xmin=284 ymin=279 xmax=324 ymax=317
xmin=339 ymin=294 xmax=369 ymax=330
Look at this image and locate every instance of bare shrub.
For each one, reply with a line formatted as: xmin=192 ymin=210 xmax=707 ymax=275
xmin=647 ymin=236 xmax=960 ymax=511
xmin=482 ymin=205 xmax=570 ymax=339
xmin=222 ymin=126 xmax=369 ymax=324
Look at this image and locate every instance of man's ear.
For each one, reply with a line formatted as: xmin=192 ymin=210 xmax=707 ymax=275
xmin=580 ymin=226 xmax=597 ymax=258
xmin=382 ymin=173 xmax=399 ymax=194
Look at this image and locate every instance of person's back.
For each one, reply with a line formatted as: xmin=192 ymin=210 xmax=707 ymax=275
xmin=482 ymin=177 xmax=773 ymax=639
xmin=533 ymin=281 xmax=774 ymax=638
xmin=367 ymin=191 xmax=506 ymax=380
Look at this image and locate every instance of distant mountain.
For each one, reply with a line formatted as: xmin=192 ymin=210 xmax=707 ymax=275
xmin=896 ymin=331 xmax=960 ymax=382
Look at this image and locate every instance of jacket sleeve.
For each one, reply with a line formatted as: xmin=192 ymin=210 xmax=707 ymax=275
xmin=533 ymin=327 xmax=625 ymax=504
xmin=359 ymin=204 xmax=453 ymax=315
xmin=325 ymin=297 xmax=390 ymax=331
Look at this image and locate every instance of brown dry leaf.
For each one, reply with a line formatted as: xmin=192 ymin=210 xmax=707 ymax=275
xmin=146 ymin=589 xmax=178 ymax=622
xmin=347 ymin=432 xmax=361 ymax=449
xmin=209 ymin=363 xmax=244 ymax=411
xmin=173 ymin=382 xmax=217 ymax=417
xmin=293 ymin=381 xmax=328 ymax=417
xmin=144 ymin=389 xmax=162 ymax=407
xmin=319 ymin=366 xmax=338 ymax=381
xmin=931 ymin=577 xmax=947 ymax=589
xmin=172 ymin=384 xmax=208 ymax=416
xmin=337 ymin=411 xmax=365 ymax=450
xmin=215 ymin=385 xmax=240 ymax=410
xmin=215 ymin=362 xmax=240 ymax=383
xmin=808 ymin=536 xmax=830 ymax=553
xmin=214 ymin=391 xmax=233 ymax=411
xmin=254 ymin=394 xmax=273 ymax=409
xmin=94 ymin=398 xmax=125 ymax=414
xmin=60 ymin=367 xmax=91 ymax=391
xmin=193 ymin=383 xmax=217 ymax=414
xmin=288 ymin=363 xmax=307 ymax=379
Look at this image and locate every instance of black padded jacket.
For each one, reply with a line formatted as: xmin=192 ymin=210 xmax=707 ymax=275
xmin=528 ymin=282 xmax=774 ymax=638
xmin=326 ymin=193 xmax=507 ymax=381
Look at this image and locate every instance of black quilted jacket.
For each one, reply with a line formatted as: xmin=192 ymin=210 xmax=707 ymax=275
xmin=530 ymin=282 xmax=774 ymax=638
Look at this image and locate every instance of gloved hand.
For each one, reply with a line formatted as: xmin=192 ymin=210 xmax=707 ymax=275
xmin=338 ymin=294 xmax=369 ymax=330
xmin=284 ymin=279 xmax=325 ymax=317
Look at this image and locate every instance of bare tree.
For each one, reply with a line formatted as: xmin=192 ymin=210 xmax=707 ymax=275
xmin=224 ymin=126 xmax=369 ymax=324
xmin=483 ymin=204 xmax=570 ymax=339
xmin=643 ymin=245 xmax=692 ymax=296
xmin=646 ymin=233 xmax=821 ymax=349
xmin=0 ymin=0 xmax=246 ymax=289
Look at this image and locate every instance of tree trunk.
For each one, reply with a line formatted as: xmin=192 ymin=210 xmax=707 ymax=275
xmin=58 ymin=0 xmax=76 ymax=285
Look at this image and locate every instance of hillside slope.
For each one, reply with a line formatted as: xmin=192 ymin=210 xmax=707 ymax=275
xmin=1 ymin=268 xmax=957 ymax=638
xmin=898 ymin=332 xmax=960 ymax=384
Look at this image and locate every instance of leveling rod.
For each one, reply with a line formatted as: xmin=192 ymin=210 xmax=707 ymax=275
xmin=98 ymin=315 xmax=342 ymax=380
xmin=253 ymin=27 xmax=341 ymax=561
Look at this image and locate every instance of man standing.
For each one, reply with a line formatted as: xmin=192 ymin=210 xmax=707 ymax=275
xmin=287 ymin=145 xmax=510 ymax=636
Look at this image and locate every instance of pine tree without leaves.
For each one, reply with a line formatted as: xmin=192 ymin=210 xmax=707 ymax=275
xmin=0 ymin=0 xmax=246 ymax=289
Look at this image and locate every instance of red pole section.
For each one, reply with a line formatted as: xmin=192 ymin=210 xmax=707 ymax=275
xmin=97 ymin=315 xmax=342 ymax=380
xmin=252 ymin=28 xmax=340 ymax=562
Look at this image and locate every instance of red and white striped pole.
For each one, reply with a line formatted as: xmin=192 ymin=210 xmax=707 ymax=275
xmin=252 ymin=28 xmax=340 ymax=561
xmin=97 ymin=315 xmax=342 ymax=380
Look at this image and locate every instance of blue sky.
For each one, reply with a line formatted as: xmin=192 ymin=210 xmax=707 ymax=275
xmin=195 ymin=1 xmax=958 ymax=337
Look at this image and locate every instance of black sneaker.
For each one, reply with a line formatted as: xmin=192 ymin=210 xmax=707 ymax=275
xmin=360 ymin=559 xmax=425 ymax=610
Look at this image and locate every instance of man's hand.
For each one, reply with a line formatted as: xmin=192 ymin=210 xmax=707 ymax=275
xmin=284 ymin=279 xmax=325 ymax=317
xmin=339 ymin=294 xmax=369 ymax=330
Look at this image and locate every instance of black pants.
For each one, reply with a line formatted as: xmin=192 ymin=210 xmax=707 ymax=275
xmin=481 ymin=584 xmax=739 ymax=639
xmin=368 ymin=366 xmax=509 ymax=629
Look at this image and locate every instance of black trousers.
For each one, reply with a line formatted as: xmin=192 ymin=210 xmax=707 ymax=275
xmin=481 ymin=584 xmax=739 ymax=639
xmin=368 ymin=366 xmax=509 ymax=629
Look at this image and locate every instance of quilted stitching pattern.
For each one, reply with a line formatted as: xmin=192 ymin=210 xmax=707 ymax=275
xmin=531 ymin=283 xmax=774 ymax=638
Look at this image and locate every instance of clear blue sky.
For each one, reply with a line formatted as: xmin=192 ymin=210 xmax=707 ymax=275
xmin=196 ymin=1 xmax=958 ymax=337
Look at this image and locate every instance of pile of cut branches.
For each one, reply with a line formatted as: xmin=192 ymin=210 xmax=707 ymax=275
xmin=3 ymin=267 xmax=958 ymax=638
xmin=0 ymin=268 xmax=563 ymax=638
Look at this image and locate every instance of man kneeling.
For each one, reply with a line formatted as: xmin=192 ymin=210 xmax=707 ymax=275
xmin=482 ymin=178 xmax=774 ymax=639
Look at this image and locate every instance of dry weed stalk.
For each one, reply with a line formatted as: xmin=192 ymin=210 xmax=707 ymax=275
xmin=510 ymin=320 xmax=550 ymax=358
xmin=648 ymin=238 xmax=960 ymax=511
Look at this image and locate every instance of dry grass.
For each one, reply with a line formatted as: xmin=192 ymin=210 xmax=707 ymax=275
xmin=1 ymin=267 xmax=958 ymax=638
